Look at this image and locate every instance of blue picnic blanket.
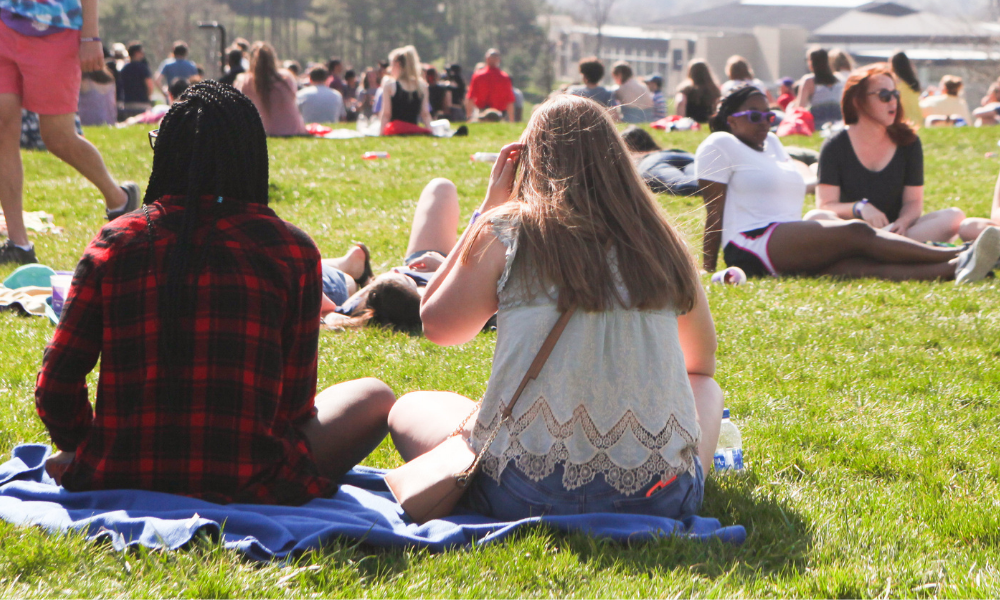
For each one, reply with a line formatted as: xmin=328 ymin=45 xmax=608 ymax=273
xmin=0 ymin=444 xmax=746 ymax=561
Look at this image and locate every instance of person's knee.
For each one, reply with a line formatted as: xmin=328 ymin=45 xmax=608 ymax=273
xmin=387 ymin=391 xmax=424 ymax=433
xmin=358 ymin=377 xmax=396 ymax=417
xmin=423 ymin=178 xmax=458 ymax=203
xmin=843 ymin=219 xmax=876 ymax=241
xmin=942 ymin=207 xmax=966 ymax=228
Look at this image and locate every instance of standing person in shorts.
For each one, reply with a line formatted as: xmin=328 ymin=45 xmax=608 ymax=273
xmin=0 ymin=0 xmax=140 ymax=265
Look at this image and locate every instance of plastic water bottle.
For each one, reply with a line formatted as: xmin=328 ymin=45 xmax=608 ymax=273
xmin=711 ymin=266 xmax=747 ymax=285
xmin=471 ymin=152 xmax=500 ymax=163
xmin=362 ymin=151 xmax=389 ymax=160
xmin=356 ymin=114 xmax=368 ymax=132
xmin=714 ymin=408 xmax=744 ymax=472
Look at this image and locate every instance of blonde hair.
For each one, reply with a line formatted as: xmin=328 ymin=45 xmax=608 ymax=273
xmin=461 ymin=95 xmax=699 ymax=313
xmin=829 ymin=48 xmax=855 ymax=73
xmin=388 ymin=45 xmax=423 ymax=88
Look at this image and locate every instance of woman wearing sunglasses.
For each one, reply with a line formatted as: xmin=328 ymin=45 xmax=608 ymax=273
xmin=810 ymin=64 xmax=968 ymax=243
xmin=696 ymin=84 xmax=1000 ymax=283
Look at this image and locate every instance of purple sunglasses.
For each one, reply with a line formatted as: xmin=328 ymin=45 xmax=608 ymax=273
xmin=731 ymin=110 xmax=776 ymax=124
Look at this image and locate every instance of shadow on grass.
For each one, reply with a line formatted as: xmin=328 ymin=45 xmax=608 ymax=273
xmin=558 ymin=469 xmax=813 ymax=581
xmin=278 ymin=469 xmax=813 ymax=589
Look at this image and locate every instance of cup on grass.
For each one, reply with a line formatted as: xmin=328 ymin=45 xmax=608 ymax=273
xmin=49 ymin=273 xmax=73 ymax=317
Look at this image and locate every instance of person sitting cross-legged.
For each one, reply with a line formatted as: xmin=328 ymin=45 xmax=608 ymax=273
xmin=36 ymin=81 xmax=395 ymax=505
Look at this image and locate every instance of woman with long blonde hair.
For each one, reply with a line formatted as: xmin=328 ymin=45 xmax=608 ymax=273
xmin=387 ymin=95 xmax=725 ymax=521
xmin=234 ymin=41 xmax=306 ymax=136
xmin=379 ymin=45 xmax=431 ymax=135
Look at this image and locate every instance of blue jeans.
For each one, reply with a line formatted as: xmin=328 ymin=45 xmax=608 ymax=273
xmin=462 ymin=459 xmax=704 ymax=521
xmin=321 ymin=263 xmax=350 ymax=305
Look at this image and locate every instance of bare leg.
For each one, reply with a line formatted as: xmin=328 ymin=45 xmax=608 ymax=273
xmin=959 ymin=217 xmax=996 ymax=242
xmin=405 ymin=178 xmax=460 ymax=257
xmin=689 ymin=374 xmax=723 ymax=471
xmin=0 ymin=94 xmax=27 ymax=246
xmin=905 ymin=208 xmax=965 ymax=243
xmin=322 ymin=246 xmax=366 ymax=281
xmin=300 ymin=377 xmax=396 ymax=481
xmin=767 ymin=220 xmax=961 ymax=279
xmin=388 ymin=391 xmax=478 ymax=461
xmin=37 ymin=113 xmax=127 ymax=211
xmin=819 ymin=256 xmax=956 ymax=281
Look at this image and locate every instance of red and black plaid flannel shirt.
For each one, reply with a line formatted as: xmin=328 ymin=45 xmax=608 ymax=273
xmin=35 ymin=196 xmax=332 ymax=505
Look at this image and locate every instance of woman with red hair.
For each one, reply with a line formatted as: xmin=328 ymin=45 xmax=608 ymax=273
xmin=809 ymin=63 xmax=967 ymax=243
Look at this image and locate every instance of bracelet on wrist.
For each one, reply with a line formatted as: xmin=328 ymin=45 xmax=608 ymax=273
xmin=469 ymin=209 xmax=482 ymax=227
xmin=852 ymin=199 xmax=869 ymax=218
xmin=80 ymin=36 xmax=101 ymax=43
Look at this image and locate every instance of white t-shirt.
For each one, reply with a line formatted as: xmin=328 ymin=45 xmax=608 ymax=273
xmin=694 ymin=131 xmax=806 ymax=248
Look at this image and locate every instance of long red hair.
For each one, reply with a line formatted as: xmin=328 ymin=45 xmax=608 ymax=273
xmin=841 ymin=63 xmax=917 ymax=146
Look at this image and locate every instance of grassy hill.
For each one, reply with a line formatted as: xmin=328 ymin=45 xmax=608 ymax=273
xmin=2 ymin=123 xmax=1000 ymax=597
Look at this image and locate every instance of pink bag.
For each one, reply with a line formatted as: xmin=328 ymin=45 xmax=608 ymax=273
xmin=776 ymin=107 xmax=815 ymax=137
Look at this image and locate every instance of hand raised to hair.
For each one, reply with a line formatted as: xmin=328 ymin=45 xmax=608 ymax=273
xmin=480 ymin=142 xmax=523 ymax=213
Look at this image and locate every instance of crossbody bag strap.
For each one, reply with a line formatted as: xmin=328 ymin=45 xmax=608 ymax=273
xmin=501 ymin=303 xmax=578 ymax=419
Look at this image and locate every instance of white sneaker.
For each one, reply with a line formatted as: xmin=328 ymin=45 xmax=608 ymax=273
xmin=955 ymin=225 xmax=1000 ymax=284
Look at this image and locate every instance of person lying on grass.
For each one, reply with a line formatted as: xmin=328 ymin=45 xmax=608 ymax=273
xmin=388 ymin=95 xmax=724 ymax=521
xmin=696 ymin=84 xmax=1000 ymax=283
xmin=36 ymin=81 xmax=395 ymax=505
xmin=322 ymin=178 xmax=482 ymax=333
xmin=809 ymin=63 xmax=967 ymax=244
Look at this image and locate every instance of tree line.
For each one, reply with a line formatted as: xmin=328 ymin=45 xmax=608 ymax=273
xmin=98 ymin=0 xmax=552 ymax=93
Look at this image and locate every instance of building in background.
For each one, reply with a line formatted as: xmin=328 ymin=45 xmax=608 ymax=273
xmin=546 ymin=1 xmax=1000 ymax=104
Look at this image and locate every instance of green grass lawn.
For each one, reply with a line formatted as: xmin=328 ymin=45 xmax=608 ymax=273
xmin=3 ymin=123 xmax=1000 ymax=597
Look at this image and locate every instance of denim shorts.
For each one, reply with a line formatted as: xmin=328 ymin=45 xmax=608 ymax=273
xmin=321 ymin=263 xmax=350 ymax=305
xmin=461 ymin=459 xmax=704 ymax=522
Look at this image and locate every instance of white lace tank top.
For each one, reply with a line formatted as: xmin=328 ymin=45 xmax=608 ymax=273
xmin=472 ymin=215 xmax=702 ymax=495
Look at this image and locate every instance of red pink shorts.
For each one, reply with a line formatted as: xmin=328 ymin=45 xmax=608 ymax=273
xmin=0 ymin=18 xmax=81 ymax=115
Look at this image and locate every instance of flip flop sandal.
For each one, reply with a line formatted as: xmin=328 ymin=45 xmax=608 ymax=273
xmin=354 ymin=241 xmax=374 ymax=288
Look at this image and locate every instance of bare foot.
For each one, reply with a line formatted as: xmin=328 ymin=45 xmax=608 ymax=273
xmin=323 ymin=245 xmax=367 ymax=280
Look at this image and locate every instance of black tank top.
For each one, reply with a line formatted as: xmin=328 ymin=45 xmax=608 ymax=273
xmin=390 ymin=81 xmax=422 ymax=124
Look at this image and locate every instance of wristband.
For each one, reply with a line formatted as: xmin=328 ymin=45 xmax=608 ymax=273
xmin=852 ymin=199 xmax=869 ymax=218
xmin=80 ymin=36 xmax=101 ymax=43
xmin=469 ymin=209 xmax=481 ymax=227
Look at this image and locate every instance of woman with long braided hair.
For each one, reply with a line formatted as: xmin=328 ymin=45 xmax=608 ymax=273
xmin=35 ymin=80 xmax=395 ymax=505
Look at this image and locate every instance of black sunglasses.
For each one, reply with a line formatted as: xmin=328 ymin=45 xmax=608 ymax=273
xmin=148 ymin=129 xmax=158 ymax=150
xmin=731 ymin=110 xmax=776 ymax=124
xmin=868 ymin=89 xmax=900 ymax=103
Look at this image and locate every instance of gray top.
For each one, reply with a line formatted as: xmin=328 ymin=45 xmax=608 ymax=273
xmin=296 ymin=85 xmax=346 ymax=123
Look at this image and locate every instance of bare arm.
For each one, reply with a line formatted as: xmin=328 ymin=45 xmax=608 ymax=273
xmin=700 ymin=180 xmax=727 ymax=272
xmin=674 ymin=92 xmax=687 ymax=118
xmin=795 ymin=76 xmax=814 ymax=109
xmin=677 ymin=283 xmax=717 ymax=377
xmin=419 ymin=83 xmax=432 ymax=128
xmin=992 ymin=168 xmax=1000 ymax=223
xmin=421 ymin=143 xmax=522 ymax=345
xmin=379 ymin=80 xmax=393 ymax=134
xmin=79 ymin=0 xmax=103 ymax=71
xmin=506 ymin=102 xmax=515 ymax=123
xmin=815 ymin=184 xmax=854 ymax=217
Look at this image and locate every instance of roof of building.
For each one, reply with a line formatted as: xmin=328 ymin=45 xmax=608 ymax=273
xmin=657 ymin=1 xmax=854 ymax=30
xmin=812 ymin=7 xmax=993 ymax=41
xmin=659 ymin=0 xmax=946 ymax=33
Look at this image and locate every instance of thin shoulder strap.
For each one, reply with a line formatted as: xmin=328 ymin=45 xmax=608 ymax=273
xmin=501 ymin=304 xmax=578 ymax=419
